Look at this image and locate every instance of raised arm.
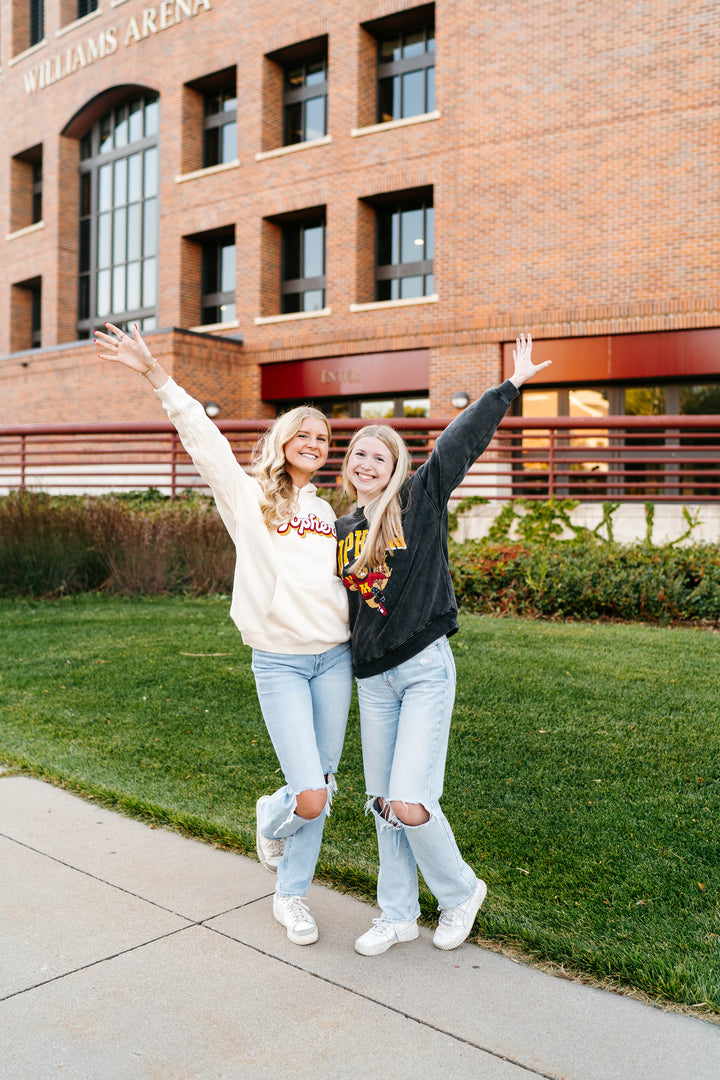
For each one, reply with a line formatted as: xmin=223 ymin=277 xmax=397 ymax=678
xmin=508 ymin=333 xmax=552 ymax=388
xmin=94 ymin=322 xmax=169 ymax=390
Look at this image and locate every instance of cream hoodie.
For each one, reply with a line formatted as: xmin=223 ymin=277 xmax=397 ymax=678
xmin=155 ymin=378 xmax=349 ymax=654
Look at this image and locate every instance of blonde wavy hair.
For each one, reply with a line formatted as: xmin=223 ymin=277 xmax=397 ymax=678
xmin=252 ymin=406 xmax=332 ymax=529
xmin=341 ymin=424 xmax=412 ymax=574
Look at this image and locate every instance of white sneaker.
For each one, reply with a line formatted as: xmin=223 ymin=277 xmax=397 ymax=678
xmin=273 ymin=894 xmax=318 ymax=945
xmin=433 ymin=878 xmax=487 ymax=950
xmin=354 ymin=917 xmax=419 ymax=956
xmin=256 ymin=795 xmax=284 ymax=873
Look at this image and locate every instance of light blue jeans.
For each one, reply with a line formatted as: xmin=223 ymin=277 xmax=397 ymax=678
xmin=357 ymin=636 xmax=477 ymax=923
xmin=251 ymin=640 xmax=353 ymax=898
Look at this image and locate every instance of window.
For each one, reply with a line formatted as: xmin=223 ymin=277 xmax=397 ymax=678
xmin=11 ymin=278 xmax=41 ymax=351
xmin=377 ymin=19 xmax=435 ymax=122
xmin=30 ymin=0 xmax=44 ymax=46
xmin=77 ymin=93 xmax=159 ymax=339
xmin=203 ymin=85 xmax=237 ymax=167
xmin=281 ymin=216 xmax=326 ymax=313
xmin=77 ymin=0 xmax=98 ymax=16
xmin=283 ymin=55 xmax=327 ymax=145
xmin=201 ymin=237 xmax=236 ymax=324
xmin=375 ymin=195 xmax=434 ymax=300
xmin=10 ymin=145 xmax=42 ymax=231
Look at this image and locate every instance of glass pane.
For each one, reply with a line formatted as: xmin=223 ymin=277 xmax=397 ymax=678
xmin=204 ymin=127 xmax=220 ymax=167
xmin=99 ymin=113 xmax=112 ymax=154
xmin=568 ymin=389 xmax=609 ymax=418
xmin=128 ymin=153 xmax=142 ymax=202
xmin=128 ymin=98 xmax=143 ymax=143
xmin=80 ymin=219 xmax=91 ymax=272
xmin=283 ymin=227 xmax=301 ymax=279
xmin=402 ymin=29 xmax=426 ymax=58
xmin=380 ymin=36 xmax=401 ymax=62
xmin=425 ymin=273 xmax=434 ymax=294
xmin=625 ymin=387 xmax=666 ymax=415
xmin=223 ymin=92 xmax=237 ymax=112
xmin=98 ymin=163 xmax=113 ymax=211
xmin=78 ymin=275 xmax=90 ymax=319
xmin=112 ymin=265 xmax=126 ymax=313
xmin=97 ymin=269 xmax=111 ymax=316
xmin=680 ymin=384 xmax=720 ymax=414
xmin=282 ymin=293 xmax=301 ymax=314
xmin=400 ymin=207 xmax=423 ymax=263
xmin=361 ymin=400 xmax=394 ymax=419
xmin=98 ymin=212 xmax=112 ymax=268
xmin=144 ymin=148 xmax=158 ymax=197
xmin=144 ymin=97 xmax=159 ymax=137
xmin=219 ymin=302 xmax=236 ymax=323
xmin=426 ymin=64 xmax=435 ymax=112
xmin=220 ymin=243 xmax=236 ymax=292
xmin=141 ymin=315 xmax=157 ymax=331
xmin=285 ymin=66 xmax=304 ymax=89
xmin=80 ymin=132 xmax=93 ymax=160
xmin=80 ymin=172 xmax=91 ymax=216
xmin=427 ymin=28 xmax=436 ymax=52
xmin=401 ymin=69 xmax=425 ymax=118
xmin=202 ymin=247 xmax=218 ymax=293
xmin=113 ymin=207 xmax=127 ymax=264
xmin=284 ymin=102 xmax=303 ymax=145
xmin=522 ymin=390 xmax=559 ymax=417
xmin=127 ymin=203 xmax=141 ymax=261
xmin=142 ymin=257 xmax=157 ymax=307
xmin=306 ymin=59 xmax=326 ymax=85
xmin=425 ymin=205 xmax=434 ymax=259
xmin=400 ymin=275 xmax=423 ymax=298
xmin=302 ymin=289 xmax=324 ymax=312
xmin=143 ymin=198 xmax=157 ymax=257
xmin=114 ymin=106 xmax=128 ymax=149
xmin=305 ymin=96 xmax=326 ymax=141
xmin=127 ymin=261 xmax=141 ymax=311
xmin=221 ymin=120 xmax=237 ymax=162
xmin=303 ymin=224 xmax=324 ymax=278
xmin=113 ymin=158 xmax=127 ymax=205
xmin=403 ymin=398 xmax=429 ymax=417
xmin=378 ymin=78 xmax=397 ymax=123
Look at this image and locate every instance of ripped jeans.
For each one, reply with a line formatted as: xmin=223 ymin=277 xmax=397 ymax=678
xmin=252 ymin=641 xmax=353 ymax=898
xmin=357 ymin=636 xmax=477 ymax=923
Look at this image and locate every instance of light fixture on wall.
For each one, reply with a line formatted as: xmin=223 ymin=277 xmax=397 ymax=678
xmin=451 ymin=391 xmax=469 ymax=409
xmin=204 ymin=401 xmax=221 ymax=418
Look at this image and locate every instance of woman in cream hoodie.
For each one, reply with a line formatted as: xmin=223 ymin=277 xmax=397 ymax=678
xmin=96 ymin=323 xmax=351 ymax=947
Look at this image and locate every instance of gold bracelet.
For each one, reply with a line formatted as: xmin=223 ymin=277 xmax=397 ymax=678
xmin=141 ymin=358 xmax=158 ymax=376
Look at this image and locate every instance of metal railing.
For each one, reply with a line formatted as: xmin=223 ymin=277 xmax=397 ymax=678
xmin=1 ymin=415 xmax=718 ymax=501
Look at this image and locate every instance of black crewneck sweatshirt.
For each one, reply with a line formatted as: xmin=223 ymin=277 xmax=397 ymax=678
xmin=336 ymin=379 xmax=519 ymax=678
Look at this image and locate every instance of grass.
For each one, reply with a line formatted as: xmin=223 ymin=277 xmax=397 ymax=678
xmin=1 ymin=595 xmax=718 ymax=1018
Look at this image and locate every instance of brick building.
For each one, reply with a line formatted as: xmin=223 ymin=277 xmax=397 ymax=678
xmin=1 ymin=0 xmax=719 ymax=429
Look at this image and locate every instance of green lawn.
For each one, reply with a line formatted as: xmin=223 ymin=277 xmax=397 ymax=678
xmin=1 ymin=595 xmax=718 ymax=1017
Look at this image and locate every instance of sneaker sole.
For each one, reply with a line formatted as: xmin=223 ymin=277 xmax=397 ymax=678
xmin=354 ymin=925 xmax=419 ymax=956
xmin=433 ymin=880 xmax=488 ymax=951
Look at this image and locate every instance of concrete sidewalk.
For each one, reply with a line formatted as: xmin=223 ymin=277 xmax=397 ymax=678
xmin=1 ymin=775 xmax=718 ymax=1080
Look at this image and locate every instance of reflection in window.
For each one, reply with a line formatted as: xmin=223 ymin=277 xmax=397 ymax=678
xmin=202 ymin=238 xmax=236 ymax=324
xmin=281 ymin=217 xmax=326 ymax=313
xmin=78 ymin=94 xmax=159 ymax=338
xmin=283 ymin=56 xmax=328 ymax=145
xmin=30 ymin=0 xmax=44 ymax=45
xmin=376 ymin=198 xmax=434 ymax=300
xmin=377 ymin=24 xmax=435 ymax=122
xmin=204 ymin=86 xmax=237 ymax=167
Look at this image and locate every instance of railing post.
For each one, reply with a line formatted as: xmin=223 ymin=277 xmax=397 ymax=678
xmin=547 ymin=427 xmax=555 ymax=498
xmin=20 ymin=433 xmax=27 ymax=490
xmin=170 ymin=433 xmax=178 ymax=498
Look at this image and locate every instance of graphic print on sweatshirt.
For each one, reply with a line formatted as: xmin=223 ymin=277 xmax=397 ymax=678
xmin=276 ymin=513 xmax=337 ymax=539
xmin=337 ymin=525 xmax=406 ymax=617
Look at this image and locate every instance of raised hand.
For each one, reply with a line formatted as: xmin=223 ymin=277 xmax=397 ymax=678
xmin=94 ymin=322 xmax=155 ymax=374
xmin=509 ymin=333 xmax=552 ymax=388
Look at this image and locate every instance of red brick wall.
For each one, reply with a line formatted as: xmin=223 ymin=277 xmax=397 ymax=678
xmin=1 ymin=0 xmax=718 ymax=424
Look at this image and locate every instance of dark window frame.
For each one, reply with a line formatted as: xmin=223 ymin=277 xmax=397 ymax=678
xmin=200 ymin=232 xmax=237 ymax=325
xmin=77 ymin=93 xmax=160 ymax=339
xmin=203 ymin=85 xmax=238 ymax=167
xmin=374 ymin=195 xmax=434 ymax=301
xmin=280 ymin=214 xmax=327 ymax=314
xmin=77 ymin=0 xmax=98 ymax=17
xmin=283 ymin=55 xmax=328 ymax=145
xmin=376 ymin=20 xmax=435 ymax=122
xmin=30 ymin=0 xmax=44 ymax=45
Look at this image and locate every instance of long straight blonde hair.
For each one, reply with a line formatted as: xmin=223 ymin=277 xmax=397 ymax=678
xmin=251 ymin=406 xmax=332 ymax=529
xmin=341 ymin=424 xmax=412 ymax=574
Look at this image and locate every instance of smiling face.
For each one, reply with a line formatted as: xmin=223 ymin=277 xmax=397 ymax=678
xmin=283 ymin=416 xmax=330 ymax=487
xmin=346 ymin=435 xmax=396 ymax=504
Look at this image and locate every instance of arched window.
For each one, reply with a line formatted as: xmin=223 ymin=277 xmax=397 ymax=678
xmin=77 ymin=93 xmax=159 ymax=338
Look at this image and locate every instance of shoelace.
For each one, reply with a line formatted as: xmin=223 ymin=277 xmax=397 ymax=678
xmin=437 ymin=906 xmax=462 ymax=927
xmin=285 ymin=897 xmax=313 ymax=923
xmin=368 ymin=918 xmax=395 ymax=936
xmin=265 ymin=837 xmax=284 ymax=857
